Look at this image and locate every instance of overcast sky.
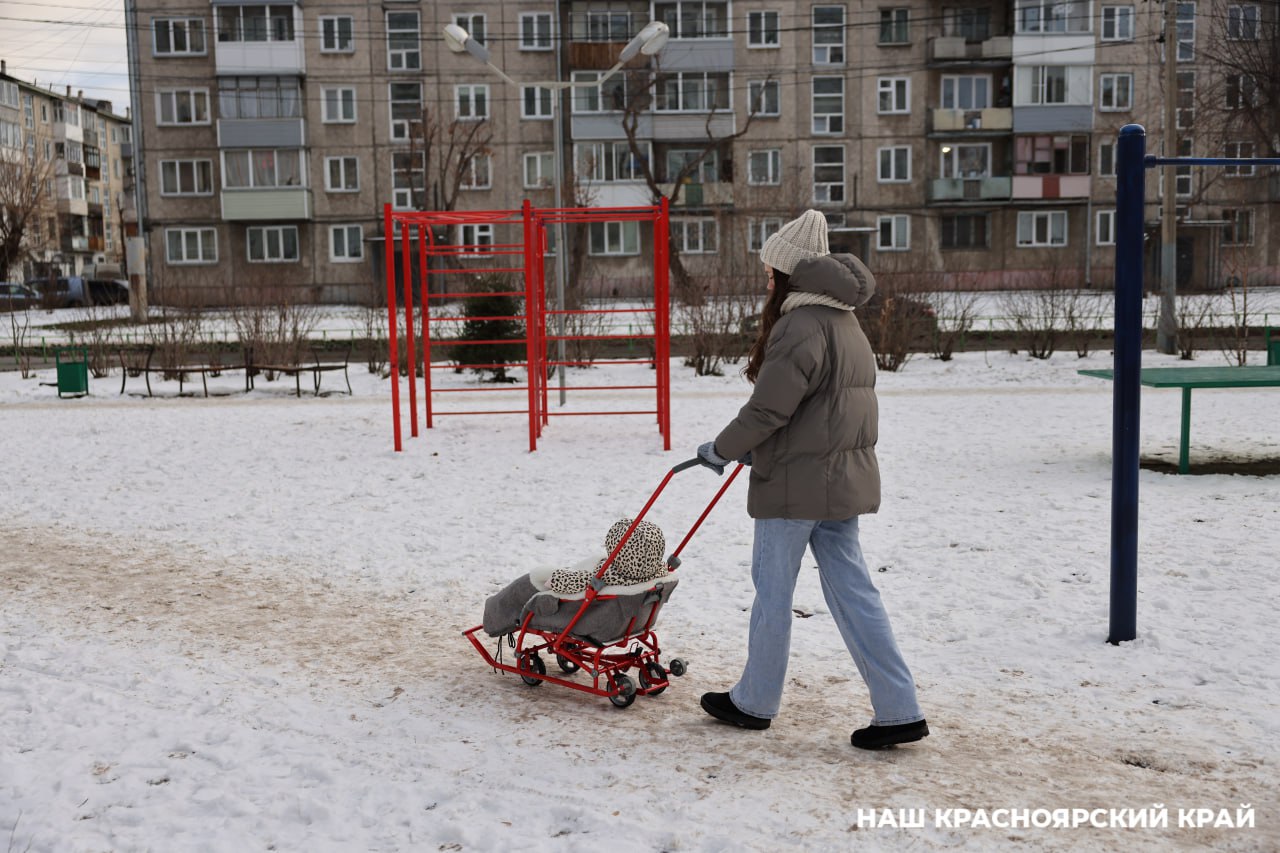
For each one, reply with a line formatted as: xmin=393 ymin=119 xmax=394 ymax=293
xmin=0 ymin=0 xmax=131 ymax=113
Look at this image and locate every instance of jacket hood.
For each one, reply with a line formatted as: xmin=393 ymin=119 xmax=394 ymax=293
xmin=788 ymin=254 xmax=876 ymax=308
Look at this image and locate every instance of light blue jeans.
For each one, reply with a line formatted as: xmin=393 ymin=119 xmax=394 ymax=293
xmin=729 ymin=516 xmax=924 ymax=725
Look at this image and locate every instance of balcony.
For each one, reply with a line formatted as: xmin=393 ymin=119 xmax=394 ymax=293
xmin=655 ymin=38 xmax=734 ymax=71
xmin=929 ymin=35 xmax=1013 ymax=62
xmin=221 ymin=187 xmax=312 ymax=220
xmin=215 ymin=37 xmax=304 ymax=76
xmin=651 ymin=112 xmax=735 ymax=140
xmin=656 ymin=182 xmax=733 ymax=207
xmin=931 ymin=108 xmax=1012 ymax=133
xmin=1013 ymin=105 xmax=1094 ymax=134
xmin=217 ymin=118 xmax=306 ymax=148
xmin=929 ymin=177 xmax=1012 ymax=202
xmin=1012 ymin=175 xmax=1092 ymax=199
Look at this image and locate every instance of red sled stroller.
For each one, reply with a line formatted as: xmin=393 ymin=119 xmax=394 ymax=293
xmin=463 ymin=458 xmax=742 ymax=707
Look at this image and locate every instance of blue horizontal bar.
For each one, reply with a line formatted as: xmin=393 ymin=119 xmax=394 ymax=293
xmin=1145 ymin=156 xmax=1280 ymax=167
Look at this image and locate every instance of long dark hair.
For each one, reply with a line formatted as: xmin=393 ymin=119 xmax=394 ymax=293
xmin=744 ymin=269 xmax=791 ymax=384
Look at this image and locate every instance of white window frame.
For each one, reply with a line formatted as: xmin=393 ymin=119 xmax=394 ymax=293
xmin=386 ymin=11 xmax=421 ymax=71
xmin=1223 ymin=141 xmax=1255 ymax=176
xmin=1096 ymin=210 xmax=1115 ymax=246
xmin=657 ymin=1 xmax=730 ymax=39
xmin=389 ymin=82 xmax=422 ymax=141
xmin=1099 ymin=73 xmax=1132 ymax=111
xmin=1176 ymin=2 xmax=1195 ymax=62
xmin=221 ymin=148 xmax=303 ymax=189
xmin=460 ymin=153 xmax=492 ymax=190
xmin=748 ymin=217 xmax=783 ymax=252
xmin=523 ymin=151 xmax=555 ymax=188
xmin=321 ymin=87 xmax=356 ymax=123
xmin=455 ymin=84 xmax=490 ymax=120
xmin=748 ymin=79 xmax=780 ymax=116
xmin=1227 ymin=4 xmax=1259 ymax=40
xmin=319 ymin=15 xmax=354 ymax=52
xmin=575 ymin=141 xmax=651 ymax=182
xmin=674 ymin=218 xmax=718 ymax=254
xmin=1029 ymin=66 xmax=1068 ymax=105
xmin=747 ymin=149 xmax=781 ymax=185
xmin=877 ymin=77 xmax=910 ymax=114
xmin=247 ymin=225 xmax=300 ymax=263
xmin=156 ymin=89 xmax=211 ymax=125
xmin=584 ymin=10 xmax=632 ymax=41
xmin=324 ymin=155 xmax=360 ymax=192
xmin=1016 ymin=210 xmax=1068 ymax=247
xmin=391 ymin=151 xmax=423 ymax=210
xmin=812 ymin=77 xmax=845 ymax=134
xmin=877 ymin=215 xmax=910 ymax=251
xmin=941 ymin=143 xmax=992 ymax=178
xmin=941 ymin=75 xmax=990 ymax=109
xmin=330 ymin=224 xmax=364 ymax=262
xmin=0 ymin=81 xmax=18 ymax=109
xmin=1016 ymin=0 xmax=1090 ymax=33
xmin=159 ymin=159 xmax=214 ymax=196
xmin=877 ymin=146 xmax=911 ymax=182
xmin=153 ymin=17 xmax=207 ymax=56
xmin=454 ymin=13 xmax=487 ymax=44
xmin=522 ymin=86 xmax=554 ymax=119
xmin=812 ymin=145 xmax=846 ymax=204
xmin=879 ymin=8 xmax=910 ymax=44
xmin=165 ymin=227 xmax=217 ymax=264
xmin=588 ymin=220 xmax=641 ymax=256
xmin=458 ymin=222 xmax=494 ymax=255
xmin=1222 ymin=209 xmax=1253 ymax=246
xmin=747 ymin=10 xmax=780 ymax=47
xmin=571 ymin=70 xmax=628 ymax=113
xmin=655 ymin=72 xmax=731 ymax=112
xmin=812 ymin=6 xmax=846 ymax=65
xmin=1100 ymin=5 xmax=1133 ymax=40
xmin=519 ymin=12 xmax=553 ymax=49
xmin=1225 ymin=74 xmax=1258 ymax=109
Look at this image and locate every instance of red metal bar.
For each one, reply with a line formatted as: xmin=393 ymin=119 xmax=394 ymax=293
xmin=383 ymin=203 xmax=402 ymax=452
xmin=657 ymin=197 xmax=672 ymax=449
xmin=399 ymin=221 xmax=415 ymax=439
xmin=523 ymin=199 xmax=538 ymax=452
xmin=422 ymin=223 xmax=437 ymax=430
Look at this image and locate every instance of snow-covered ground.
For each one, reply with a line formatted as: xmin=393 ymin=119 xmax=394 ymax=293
xmin=2 ymin=348 xmax=1278 ymax=851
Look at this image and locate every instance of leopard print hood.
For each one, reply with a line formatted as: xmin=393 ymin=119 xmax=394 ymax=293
xmin=545 ymin=518 xmax=667 ymax=596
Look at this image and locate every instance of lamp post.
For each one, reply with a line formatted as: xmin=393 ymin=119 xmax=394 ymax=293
xmin=443 ymin=20 xmax=669 ymax=404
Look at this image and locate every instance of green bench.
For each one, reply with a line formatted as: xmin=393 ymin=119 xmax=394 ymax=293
xmin=1267 ymin=327 xmax=1280 ymax=366
xmin=1080 ymin=365 xmax=1280 ymax=473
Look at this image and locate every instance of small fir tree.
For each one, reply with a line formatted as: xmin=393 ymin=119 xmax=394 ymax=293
xmin=453 ymin=275 xmax=525 ymax=383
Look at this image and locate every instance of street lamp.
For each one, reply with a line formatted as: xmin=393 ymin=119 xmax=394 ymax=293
xmin=444 ymin=20 xmax=669 ymax=404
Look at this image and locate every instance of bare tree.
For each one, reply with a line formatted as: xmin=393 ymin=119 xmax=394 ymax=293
xmin=1194 ymin=6 xmax=1280 ymax=159
xmin=0 ymin=142 xmax=56 ymax=281
xmin=928 ymin=274 xmax=982 ymax=362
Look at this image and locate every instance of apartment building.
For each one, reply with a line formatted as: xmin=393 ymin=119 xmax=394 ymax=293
xmin=0 ymin=63 xmax=138 ymax=283
xmin=123 ymin=0 xmax=1277 ymax=302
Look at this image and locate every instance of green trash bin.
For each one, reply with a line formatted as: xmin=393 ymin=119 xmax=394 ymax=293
xmin=56 ymin=346 xmax=90 ymax=398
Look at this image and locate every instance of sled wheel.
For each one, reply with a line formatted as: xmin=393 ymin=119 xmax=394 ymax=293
xmin=668 ymin=658 xmax=688 ymax=677
xmin=641 ymin=662 xmax=668 ymax=696
xmin=520 ymin=654 xmax=546 ymax=686
xmin=609 ymin=674 xmax=637 ymax=708
xmin=555 ymin=654 xmax=580 ymax=674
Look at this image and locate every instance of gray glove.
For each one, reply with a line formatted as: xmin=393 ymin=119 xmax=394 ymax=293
xmin=697 ymin=441 xmax=730 ymax=475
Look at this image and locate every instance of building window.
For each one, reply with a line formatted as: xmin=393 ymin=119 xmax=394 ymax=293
xmin=1176 ymin=71 xmax=1196 ymax=128
xmin=165 ymin=227 xmax=217 ymax=264
xmin=747 ymin=10 xmax=780 ymax=46
xmin=1016 ymin=0 xmax=1089 ymax=33
xmin=460 ymin=153 xmax=492 ymax=190
xmin=1015 ymin=134 xmax=1089 ymax=174
xmin=247 ymin=225 xmax=299 ymax=262
xmin=522 ymin=86 xmax=553 ymax=119
xmin=748 ymin=80 xmax=780 ymax=116
xmin=877 ymin=215 xmax=910 ymax=251
xmin=1175 ymin=137 xmax=1193 ymax=196
xmin=1099 ymin=73 xmax=1132 ymax=111
xmin=153 ymin=18 xmax=206 ymax=55
xmin=1227 ymin=4 xmax=1259 ymax=39
xmin=941 ymin=75 xmax=990 ymax=109
xmin=392 ymin=151 xmax=423 ymax=209
xmin=320 ymin=15 xmax=354 ymax=52
xmin=1029 ymin=66 xmax=1068 ymax=104
xmin=0 ymin=120 xmax=21 ymax=151
xmin=1222 ymin=209 xmax=1253 ymax=246
xmin=454 ymin=13 xmax=487 ymax=44
xmin=813 ymin=145 xmax=845 ymax=203
xmin=878 ymin=146 xmax=911 ymax=182
xmin=674 ymin=218 xmax=718 ymax=254
xmin=217 ymin=76 xmax=301 ymax=119
xmin=655 ymin=72 xmax=731 ymax=112
xmin=322 ymin=87 xmax=356 ymax=123
xmin=575 ymin=141 xmax=650 ymax=182
xmin=1223 ymin=141 xmax=1255 ymax=176
xmin=748 ymin=218 xmax=783 ymax=252
xmin=389 ymin=83 xmax=422 ymax=141
xmin=1100 ymin=5 xmax=1133 ymax=40
xmin=523 ymin=151 xmax=555 ymax=188
xmin=656 ymin=1 xmax=729 ymax=38
xmin=748 ymin=149 xmax=781 ymax=185
xmin=1096 ymin=210 xmax=1115 ymax=246
xmin=666 ymin=148 xmax=718 ymax=184
xmin=458 ymin=223 xmax=494 ymax=254
xmin=877 ymin=77 xmax=910 ymax=113
xmin=583 ymin=10 xmax=631 ymax=41
xmin=944 ymin=6 xmax=990 ymax=38
xmin=330 ymin=225 xmax=363 ymax=261
xmin=156 ymin=89 xmax=210 ymax=125
xmin=941 ymin=143 xmax=990 ymax=177
xmin=222 ymin=149 xmax=303 ymax=188
xmin=159 ymin=159 xmax=213 ymax=195
xmin=325 ymin=156 xmax=359 ymax=191
xmin=0 ymin=81 xmax=17 ymax=109
xmin=588 ymin=220 xmax=640 ymax=255
xmin=879 ymin=8 xmax=909 ymax=43
xmin=456 ymin=84 xmax=490 ymax=120
xmin=812 ymin=77 xmax=845 ymax=134
xmin=941 ymin=213 xmax=989 ymax=249
xmin=386 ymin=12 xmax=420 ymax=71
xmin=1225 ymin=74 xmax=1258 ymax=109
xmin=216 ymin=5 xmax=295 ymax=42
xmin=1098 ymin=141 xmax=1116 ymax=176
xmin=571 ymin=70 xmax=629 ymax=113
xmin=813 ymin=6 xmax=845 ymax=64
xmin=1176 ymin=2 xmax=1195 ymax=61
xmin=520 ymin=12 xmax=553 ymax=49
xmin=23 ymin=94 xmax=33 ymax=128
xmin=1016 ymin=210 xmax=1067 ymax=246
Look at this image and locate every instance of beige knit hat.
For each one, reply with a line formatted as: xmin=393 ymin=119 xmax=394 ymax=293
xmin=759 ymin=209 xmax=829 ymax=275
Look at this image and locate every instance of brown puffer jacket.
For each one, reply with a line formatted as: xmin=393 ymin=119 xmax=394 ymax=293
xmin=714 ymin=253 xmax=881 ymax=520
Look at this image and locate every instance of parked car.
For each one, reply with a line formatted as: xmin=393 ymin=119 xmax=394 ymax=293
xmin=1 ymin=282 xmax=42 ymax=311
xmin=24 ymin=276 xmax=130 ymax=308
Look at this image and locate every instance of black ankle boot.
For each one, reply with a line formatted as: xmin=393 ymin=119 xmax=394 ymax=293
xmin=700 ymin=692 xmax=771 ymax=730
xmin=851 ymin=719 xmax=929 ymax=749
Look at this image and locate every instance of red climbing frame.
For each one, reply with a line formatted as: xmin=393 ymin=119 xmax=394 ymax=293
xmin=383 ymin=200 xmax=671 ymax=452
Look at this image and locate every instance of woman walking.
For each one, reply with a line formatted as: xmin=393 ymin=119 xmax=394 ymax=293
xmin=696 ymin=209 xmax=928 ymax=749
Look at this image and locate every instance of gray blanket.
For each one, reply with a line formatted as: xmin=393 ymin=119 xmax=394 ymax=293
xmin=482 ymin=574 xmax=679 ymax=646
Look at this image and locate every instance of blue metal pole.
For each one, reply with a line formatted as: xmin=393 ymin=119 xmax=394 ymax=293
xmin=1109 ymin=124 xmax=1146 ymax=644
